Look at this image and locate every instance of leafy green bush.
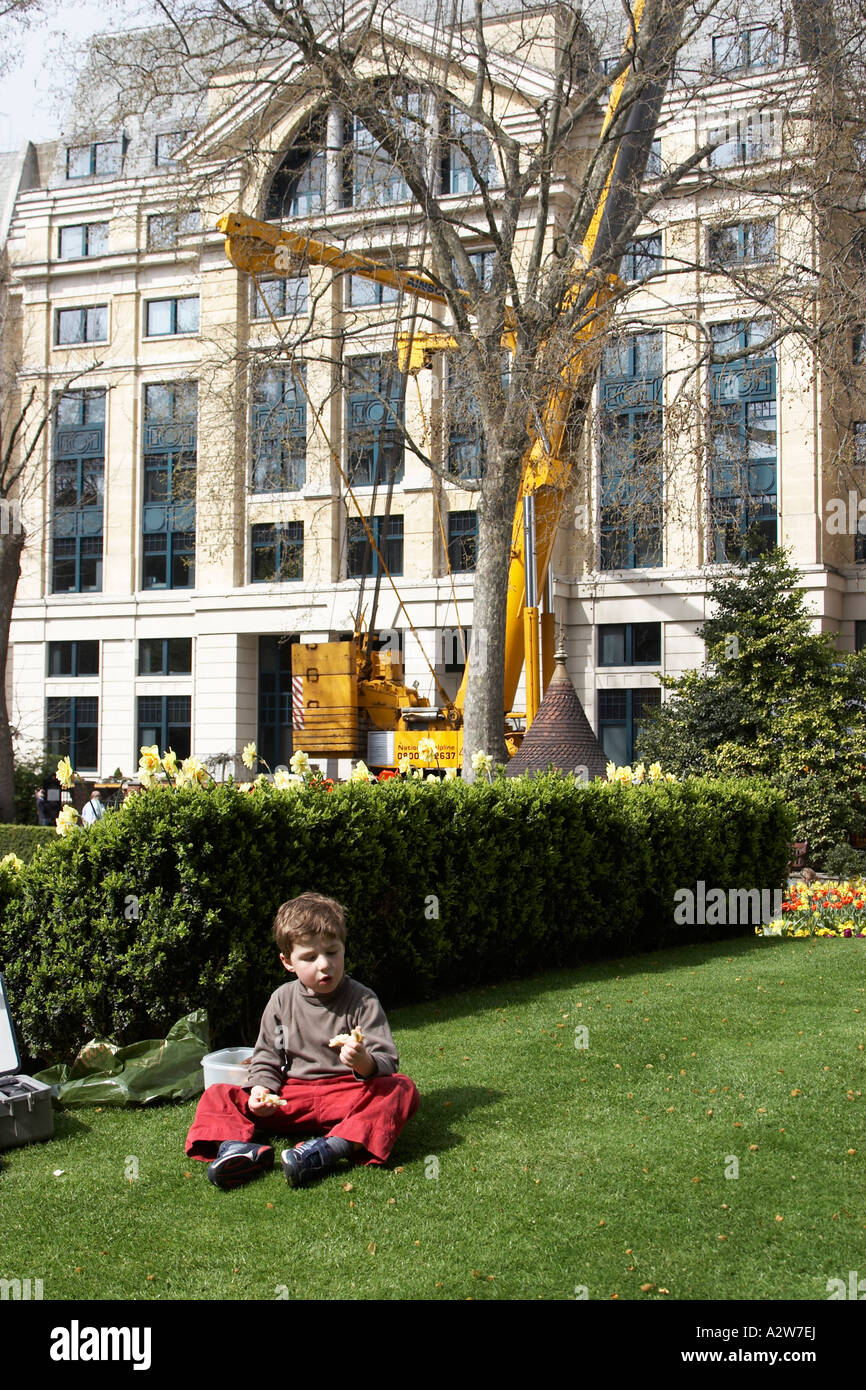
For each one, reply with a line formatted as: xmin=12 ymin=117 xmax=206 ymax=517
xmin=0 ymin=775 xmax=792 ymax=1067
xmin=0 ymin=825 xmax=56 ymax=861
xmin=819 ymin=843 xmax=866 ymax=880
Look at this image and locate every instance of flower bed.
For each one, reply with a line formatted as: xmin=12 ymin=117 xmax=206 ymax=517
xmin=758 ymin=879 xmax=866 ymax=937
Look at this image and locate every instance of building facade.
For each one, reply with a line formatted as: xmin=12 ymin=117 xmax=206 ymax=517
xmin=3 ymin=1 xmax=865 ymax=779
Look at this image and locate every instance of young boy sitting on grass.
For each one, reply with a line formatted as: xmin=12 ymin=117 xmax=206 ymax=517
xmin=186 ymin=892 xmax=419 ymax=1189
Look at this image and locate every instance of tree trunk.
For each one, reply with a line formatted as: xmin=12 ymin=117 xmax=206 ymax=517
xmin=0 ymin=529 xmax=24 ymax=822
xmin=461 ymin=444 xmax=521 ymax=776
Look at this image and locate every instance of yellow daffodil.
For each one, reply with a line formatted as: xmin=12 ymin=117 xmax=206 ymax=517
xmin=138 ymin=744 xmax=161 ymax=775
xmin=56 ymin=756 xmax=75 ymax=789
xmin=349 ymin=760 xmax=373 ymax=783
xmin=398 ymin=754 xmax=411 ymax=775
xmin=444 ymin=767 xmax=458 ymax=780
xmin=632 ymin=762 xmax=646 ymax=784
xmin=139 ymin=768 xmax=156 ymax=789
xmin=289 ymin=749 xmax=311 ymax=776
xmin=0 ymin=852 xmax=23 ymax=873
xmin=55 ymin=804 xmax=79 ymax=836
xmin=180 ymin=755 xmax=208 ymax=787
xmin=273 ymin=768 xmax=295 ymax=789
xmin=471 ymin=750 xmax=494 ymax=776
xmin=162 ymin=749 xmax=178 ymax=777
xmin=649 ymin=762 xmax=663 ymax=781
xmin=242 ymin=742 xmax=258 ymax=770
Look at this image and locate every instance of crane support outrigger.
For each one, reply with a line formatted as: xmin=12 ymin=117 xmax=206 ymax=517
xmin=218 ymin=0 xmax=677 ymax=772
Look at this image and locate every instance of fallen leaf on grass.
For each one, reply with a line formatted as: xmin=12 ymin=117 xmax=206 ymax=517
xmin=367 ymin=1242 xmax=376 ymax=1254
xmin=640 ymin=1283 xmax=655 ymax=1292
xmin=343 ymin=1182 xmax=353 ymax=1191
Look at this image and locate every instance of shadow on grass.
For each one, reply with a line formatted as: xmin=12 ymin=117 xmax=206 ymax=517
xmin=392 ymin=1084 xmax=504 ymax=1161
xmin=390 ymin=933 xmax=777 ymax=1032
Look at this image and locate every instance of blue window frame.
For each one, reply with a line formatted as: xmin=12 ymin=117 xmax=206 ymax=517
xmin=155 ymin=131 xmax=189 ymax=166
xmin=599 ymin=332 xmax=664 ymax=569
xmin=51 ymin=389 xmax=105 ymax=593
xmin=138 ymin=638 xmax=192 ymax=675
xmin=349 ymin=274 xmax=399 ymax=307
xmin=347 ymin=516 xmax=403 ymax=577
xmin=447 ymin=510 xmax=477 ymax=571
xmin=445 ymin=354 xmax=491 ymax=481
xmin=598 ymin=688 xmax=661 ymax=765
xmin=47 ymin=696 xmax=99 ymax=770
xmin=251 ymin=522 xmax=304 ymax=582
xmin=137 ymin=696 xmax=191 ymax=761
xmin=598 ymin=624 xmax=661 ymax=667
xmin=251 ymin=366 xmax=306 ymax=492
xmin=351 ymin=93 xmax=421 ymax=208
xmin=145 ymin=297 xmax=199 ymax=337
xmin=252 ymin=276 xmax=308 ymax=319
xmin=709 ymin=219 xmax=775 ymax=267
xmin=346 ymin=355 xmax=405 ymax=486
xmin=622 ymin=234 xmax=662 ymax=283
xmin=55 ymin=306 xmax=107 ymax=345
xmin=142 ymin=381 xmax=197 ymax=589
xmin=47 ymin=641 xmax=99 ymax=677
xmin=58 ymin=223 xmax=108 ymax=259
xmin=65 ymin=140 xmax=122 ymax=180
xmin=709 ymin=320 xmax=777 ymax=562
xmin=258 ymin=634 xmax=300 ymax=769
xmin=712 ymin=26 xmax=779 ymax=75
xmin=441 ymin=107 xmax=495 ymax=194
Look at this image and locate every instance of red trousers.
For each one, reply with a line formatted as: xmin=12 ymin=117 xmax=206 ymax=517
xmin=185 ymin=1072 xmax=419 ymax=1166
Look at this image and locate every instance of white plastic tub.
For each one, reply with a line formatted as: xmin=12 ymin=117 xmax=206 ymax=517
xmin=201 ymin=1047 xmax=254 ymax=1089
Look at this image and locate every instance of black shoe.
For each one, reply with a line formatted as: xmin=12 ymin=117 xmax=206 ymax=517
xmin=281 ymin=1137 xmax=337 ymax=1188
xmin=207 ymin=1140 xmax=274 ymax=1189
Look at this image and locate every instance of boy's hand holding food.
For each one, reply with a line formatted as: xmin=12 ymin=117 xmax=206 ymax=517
xmin=248 ymin=1085 xmax=287 ymax=1115
xmin=329 ymin=1027 xmax=375 ymax=1077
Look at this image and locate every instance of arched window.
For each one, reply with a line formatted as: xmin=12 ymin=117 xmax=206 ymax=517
xmin=265 ymin=113 xmax=328 ymax=220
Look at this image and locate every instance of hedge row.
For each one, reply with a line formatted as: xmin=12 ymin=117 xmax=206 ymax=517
xmin=0 ymin=774 xmax=793 ymax=1066
xmin=0 ymin=825 xmax=56 ymax=862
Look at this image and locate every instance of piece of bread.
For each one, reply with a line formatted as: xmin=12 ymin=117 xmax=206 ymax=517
xmin=328 ymin=1026 xmax=365 ymax=1048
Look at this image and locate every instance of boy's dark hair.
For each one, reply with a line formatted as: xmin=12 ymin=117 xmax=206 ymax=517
xmin=274 ymin=893 xmax=347 ymax=953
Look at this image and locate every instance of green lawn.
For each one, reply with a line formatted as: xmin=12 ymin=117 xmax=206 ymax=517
xmin=2 ymin=936 xmax=863 ymax=1301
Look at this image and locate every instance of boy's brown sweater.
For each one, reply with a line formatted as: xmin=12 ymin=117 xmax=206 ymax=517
xmin=247 ymin=975 xmax=399 ymax=1089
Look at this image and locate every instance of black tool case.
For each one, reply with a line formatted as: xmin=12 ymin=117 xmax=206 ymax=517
xmin=0 ymin=973 xmax=54 ymax=1149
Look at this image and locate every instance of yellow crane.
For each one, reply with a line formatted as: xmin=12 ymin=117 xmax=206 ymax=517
xmin=218 ymin=0 xmax=671 ymax=771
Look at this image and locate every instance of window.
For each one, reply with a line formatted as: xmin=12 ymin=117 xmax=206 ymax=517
xmin=265 ymin=114 xmax=329 ymax=219
xmin=709 ymin=219 xmax=775 ymax=267
xmin=447 ymin=511 xmax=477 ymax=572
xmin=347 ymin=515 xmax=403 ymax=577
xmin=622 ymin=234 xmax=662 ymax=283
xmin=146 ymin=211 xmax=201 ymax=250
xmin=350 ymin=91 xmax=423 ymax=208
xmin=252 ymin=276 xmax=308 ymax=319
xmin=58 ymin=223 xmax=108 ymax=260
xmin=55 ymin=306 xmax=108 ymax=346
xmin=598 ymin=688 xmax=661 ymax=766
xmin=65 ymin=140 xmax=122 ymax=180
xmin=144 ymin=297 xmax=199 ymax=337
xmin=137 ymin=696 xmax=191 ymax=761
xmin=854 ymin=325 xmax=866 ymax=366
xmin=47 ymin=696 xmax=99 ymax=770
xmin=155 ymin=131 xmax=189 ymax=166
xmin=600 ymin=332 xmax=664 ymax=570
xmin=441 ymin=626 xmax=470 ymax=673
xmin=138 ymin=638 xmax=192 ymax=676
xmin=348 ymin=275 xmax=399 ymax=307
xmin=710 ymin=320 xmax=777 ymax=562
xmin=453 ymin=247 xmax=496 ymax=291
xmin=445 ymin=355 xmax=488 ymax=481
xmin=853 ymin=424 xmax=866 ymax=564
xmin=251 ymin=522 xmax=304 ymax=582
xmin=856 ymin=620 xmax=866 ymax=652
xmin=142 ymin=381 xmax=197 ymax=589
xmin=646 ymin=138 xmax=663 ymax=180
xmin=712 ymin=27 xmax=779 ymax=75
xmin=346 ymin=355 xmax=405 ymax=486
xmin=598 ymin=624 xmax=661 ymax=667
xmin=708 ymin=112 xmax=775 ymax=168
xmin=47 ymin=641 xmax=99 ymax=677
xmin=51 ymin=390 xmax=104 ymax=593
xmin=441 ymin=106 xmax=496 ymax=195
xmin=251 ymin=366 xmax=306 ymax=492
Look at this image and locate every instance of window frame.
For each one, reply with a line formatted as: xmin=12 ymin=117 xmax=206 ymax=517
xmin=708 ymin=319 xmax=778 ymax=563
xmin=597 ymin=623 xmax=662 ymax=668
xmin=47 ymin=640 xmax=100 ymax=678
xmin=137 ymin=637 xmax=193 ymax=677
xmin=46 ymin=695 xmax=99 ymax=771
xmin=597 ymin=688 xmax=661 ymax=766
xmin=346 ymin=515 xmax=404 ymax=578
xmin=65 ymin=139 xmax=123 ymax=181
xmin=136 ymin=694 xmax=192 ymax=762
xmin=57 ymin=222 xmax=109 ymax=260
xmin=708 ymin=218 xmax=776 ymax=268
xmin=144 ymin=296 xmax=200 ymax=338
xmin=446 ymin=510 xmax=478 ymax=572
xmin=54 ymin=305 xmax=109 ymax=346
xmin=250 ymin=521 xmax=304 ymax=583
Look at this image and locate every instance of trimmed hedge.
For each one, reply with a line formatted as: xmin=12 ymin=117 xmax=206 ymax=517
xmin=0 ymin=774 xmax=792 ymax=1066
xmin=0 ymin=825 xmax=56 ymax=861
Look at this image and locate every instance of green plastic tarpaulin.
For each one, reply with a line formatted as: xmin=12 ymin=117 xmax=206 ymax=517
xmin=34 ymin=1010 xmax=209 ymax=1106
